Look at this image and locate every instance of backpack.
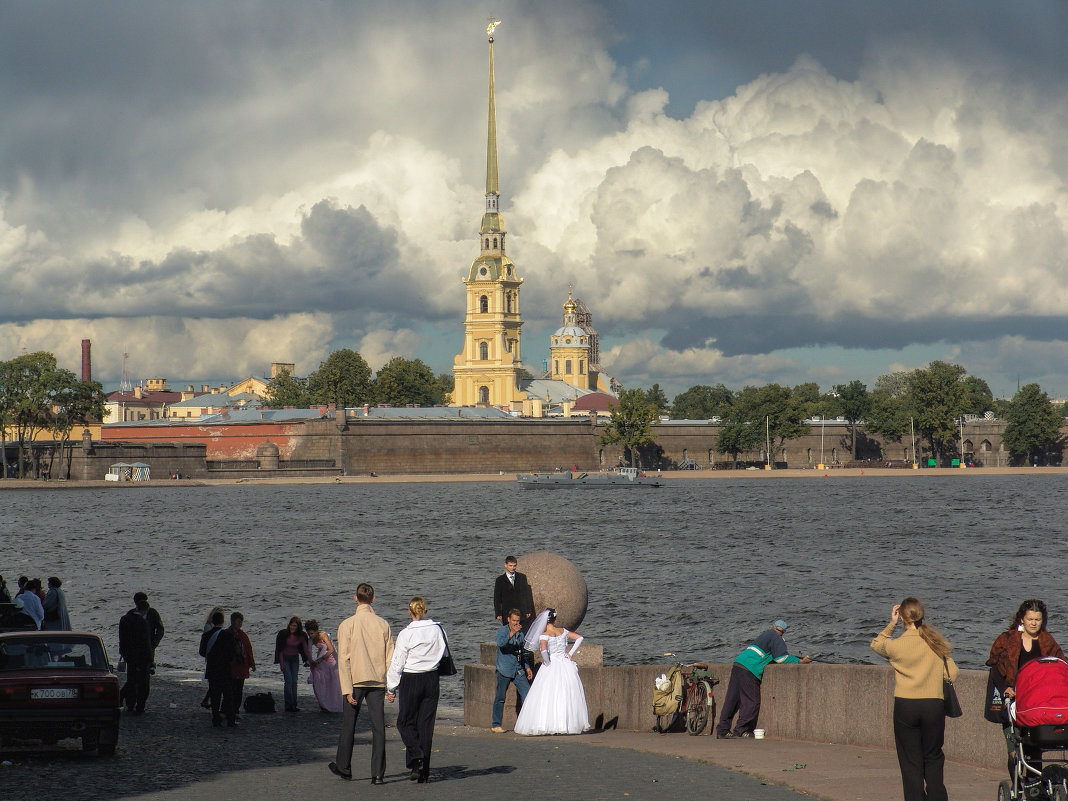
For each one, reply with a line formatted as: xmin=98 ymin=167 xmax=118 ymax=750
xmin=652 ymin=665 xmax=684 ymax=717
xmin=244 ymin=692 xmax=276 ymax=714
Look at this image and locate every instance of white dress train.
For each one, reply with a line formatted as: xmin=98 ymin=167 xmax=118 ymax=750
xmin=514 ymin=630 xmax=590 ymax=735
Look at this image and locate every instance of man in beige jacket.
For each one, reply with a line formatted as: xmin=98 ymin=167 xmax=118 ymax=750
xmin=329 ymin=583 xmax=394 ymax=784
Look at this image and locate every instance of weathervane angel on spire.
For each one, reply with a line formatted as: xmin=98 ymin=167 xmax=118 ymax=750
xmin=486 ymin=17 xmax=501 ymax=40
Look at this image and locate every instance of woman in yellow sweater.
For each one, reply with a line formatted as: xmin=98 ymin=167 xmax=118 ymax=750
xmin=871 ymin=597 xmax=959 ymax=801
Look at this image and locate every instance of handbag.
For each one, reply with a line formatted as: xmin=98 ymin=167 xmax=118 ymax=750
xmin=985 ymin=665 xmax=1008 ymax=723
xmin=943 ymin=657 xmax=963 ymax=718
xmin=437 ymin=624 xmax=457 ymax=676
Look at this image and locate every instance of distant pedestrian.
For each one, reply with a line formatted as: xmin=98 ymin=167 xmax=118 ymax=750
xmin=119 ymin=592 xmax=165 ymax=714
xmin=494 ymin=556 xmax=534 ymax=626
xmin=715 ymin=619 xmax=811 ymax=739
xmin=305 ymin=620 xmax=343 ymax=713
xmin=0 ymin=575 xmax=11 ymax=604
xmin=18 ymin=579 xmax=45 ymax=629
xmin=200 ymin=610 xmax=235 ymax=727
xmin=42 ymin=576 xmax=70 ymax=631
xmin=274 ymin=616 xmax=311 ymax=713
xmin=228 ymin=612 xmax=255 ymax=721
xmin=330 ymin=583 xmax=394 ymax=784
xmin=200 ymin=607 xmax=225 ymax=709
xmin=491 ymin=609 xmax=533 ymax=733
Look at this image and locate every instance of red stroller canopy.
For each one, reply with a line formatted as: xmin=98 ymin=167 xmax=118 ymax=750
xmin=1014 ymin=657 xmax=1068 ymax=728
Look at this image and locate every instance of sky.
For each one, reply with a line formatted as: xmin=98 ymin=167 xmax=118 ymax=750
xmin=1 ymin=0 xmax=1066 ymax=400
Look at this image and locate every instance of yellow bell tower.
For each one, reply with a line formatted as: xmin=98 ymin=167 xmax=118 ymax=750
xmin=453 ymin=19 xmax=525 ymax=408
xmin=550 ymin=288 xmax=591 ymax=390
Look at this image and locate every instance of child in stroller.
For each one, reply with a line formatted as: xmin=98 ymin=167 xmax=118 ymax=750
xmin=1002 ymin=656 xmax=1068 ymax=801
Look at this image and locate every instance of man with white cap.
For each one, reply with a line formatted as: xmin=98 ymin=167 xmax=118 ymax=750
xmin=715 ymin=619 xmax=811 ymax=739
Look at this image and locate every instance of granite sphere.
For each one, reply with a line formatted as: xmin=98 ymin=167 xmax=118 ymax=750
xmin=519 ymin=551 xmax=588 ymax=630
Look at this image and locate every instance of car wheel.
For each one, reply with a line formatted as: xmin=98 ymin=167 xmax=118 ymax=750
xmin=98 ymin=742 xmax=117 ymax=757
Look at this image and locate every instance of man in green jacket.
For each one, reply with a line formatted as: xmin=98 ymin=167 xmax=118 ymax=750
xmin=715 ymin=619 xmax=811 ymax=738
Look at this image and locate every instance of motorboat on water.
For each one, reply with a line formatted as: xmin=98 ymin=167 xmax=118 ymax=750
xmin=515 ymin=466 xmax=663 ymax=488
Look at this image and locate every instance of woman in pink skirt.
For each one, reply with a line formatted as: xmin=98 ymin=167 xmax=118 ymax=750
xmin=305 ymin=620 xmax=343 ymax=713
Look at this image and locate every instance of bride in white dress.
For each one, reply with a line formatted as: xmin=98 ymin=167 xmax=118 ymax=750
xmin=514 ymin=608 xmax=590 ymax=735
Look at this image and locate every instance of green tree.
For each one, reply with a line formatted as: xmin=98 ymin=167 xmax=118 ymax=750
xmin=50 ymin=376 xmax=106 ymax=479
xmin=5 ymin=352 xmax=62 ymax=477
xmin=833 ymin=380 xmax=871 ymax=460
xmin=961 ymin=375 xmax=994 ymax=416
xmin=264 ymin=369 xmax=311 ymax=408
xmin=865 ymin=389 xmax=911 ymax=452
xmin=373 ymin=357 xmax=445 ymax=407
xmin=875 ymin=371 xmax=911 ymax=398
xmin=600 ymin=388 xmax=657 ymax=467
xmin=644 ymin=384 xmax=670 ymax=415
xmin=715 ymin=421 xmax=761 ymax=468
xmin=436 ymin=372 xmax=455 ymax=405
xmin=733 ymin=384 xmax=810 ymax=464
xmin=906 ymin=361 xmax=968 ymax=463
xmin=1002 ymin=383 xmax=1064 ymax=465
xmin=671 ymin=384 xmax=733 ymax=420
xmin=306 ymin=349 xmax=372 ymax=408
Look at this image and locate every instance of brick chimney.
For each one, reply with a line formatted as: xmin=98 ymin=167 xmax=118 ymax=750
xmin=81 ymin=339 xmax=92 ymax=382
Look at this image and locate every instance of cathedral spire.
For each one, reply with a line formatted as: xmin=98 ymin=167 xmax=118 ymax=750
xmin=480 ymin=19 xmax=504 ymax=241
xmin=486 ymin=18 xmax=500 ymax=197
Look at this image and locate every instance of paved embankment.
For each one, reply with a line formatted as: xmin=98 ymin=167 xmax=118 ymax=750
xmin=0 ymin=677 xmax=1003 ymax=801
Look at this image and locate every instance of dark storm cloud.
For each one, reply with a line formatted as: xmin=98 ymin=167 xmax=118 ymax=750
xmin=660 ymin=312 xmax=1068 ymax=358
xmin=609 ymin=0 xmax=1068 ymax=116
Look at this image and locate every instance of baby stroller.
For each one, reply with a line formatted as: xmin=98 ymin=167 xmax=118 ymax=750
xmin=1001 ymin=657 xmax=1068 ymax=801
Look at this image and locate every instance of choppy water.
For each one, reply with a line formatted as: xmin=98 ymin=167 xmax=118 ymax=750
xmin=3 ymin=475 xmax=1067 ymax=707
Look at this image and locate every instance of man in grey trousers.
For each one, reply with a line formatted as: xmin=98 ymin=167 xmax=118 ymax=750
xmin=329 ymin=583 xmax=395 ymax=784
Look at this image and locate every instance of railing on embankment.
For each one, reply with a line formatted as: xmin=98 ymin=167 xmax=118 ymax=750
xmin=464 ymin=661 xmax=1004 ymax=769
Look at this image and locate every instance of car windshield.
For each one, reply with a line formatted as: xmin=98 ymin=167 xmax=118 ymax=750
xmin=0 ymin=638 xmax=108 ymax=671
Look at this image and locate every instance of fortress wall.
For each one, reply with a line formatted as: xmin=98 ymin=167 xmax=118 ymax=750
xmin=340 ymin=418 xmax=604 ymax=475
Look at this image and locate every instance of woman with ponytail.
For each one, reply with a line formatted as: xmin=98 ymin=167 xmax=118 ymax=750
xmin=871 ymin=597 xmax=958 ymax=801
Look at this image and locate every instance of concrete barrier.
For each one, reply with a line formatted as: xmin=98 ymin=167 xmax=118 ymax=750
xmin=463 ymin=660 xmax=1006 ymax=768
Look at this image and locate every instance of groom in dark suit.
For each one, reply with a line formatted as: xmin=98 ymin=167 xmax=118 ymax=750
xmin=494 ymin=556 xmax=534 ymax=626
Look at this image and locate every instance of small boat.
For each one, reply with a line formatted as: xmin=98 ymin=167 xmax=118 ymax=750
xmin=516 ymin=467 xmax=663 ymax=488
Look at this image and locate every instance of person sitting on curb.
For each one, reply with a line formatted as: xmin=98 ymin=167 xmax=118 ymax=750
xmin=715 ymin=619 xmax=811 ymax=739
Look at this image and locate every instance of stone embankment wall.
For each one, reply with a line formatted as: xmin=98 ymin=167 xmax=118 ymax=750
xmin=465 ymin=661 xmax=1004 ymax=768
xmin=340 ymin=417 xmax=600 ymax=474
xmin=73 ymin=415 xmax=1024 ymax=478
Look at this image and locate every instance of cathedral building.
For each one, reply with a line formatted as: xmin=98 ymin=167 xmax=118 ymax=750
xmin=452 ymin=21 xmax=526 ymax=408
xmin=549 ymin=288 xmax=618 ymax=395
xmin=452 ymin=22 xmax=617 ymax=412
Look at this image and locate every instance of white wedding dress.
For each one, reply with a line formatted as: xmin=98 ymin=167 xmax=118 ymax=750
xmin=514 ymin=630 xmax=590 ymax=735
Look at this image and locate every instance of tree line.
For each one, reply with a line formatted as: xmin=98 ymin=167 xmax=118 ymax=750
xmin=265 ymin=349 xmax=454 ymax=410
xmin=601 ymin=361 xmax=1064 ymax=468
xmin=0 ymin=352 xmax=106 ymax=479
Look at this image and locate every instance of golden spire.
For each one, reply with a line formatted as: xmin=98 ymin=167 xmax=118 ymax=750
xmin=486 ymin=18 xmax=500 ymax=196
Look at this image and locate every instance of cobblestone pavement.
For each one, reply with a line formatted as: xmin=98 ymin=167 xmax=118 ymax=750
xmin=0 ymin=677 xmax=1001 ymax=801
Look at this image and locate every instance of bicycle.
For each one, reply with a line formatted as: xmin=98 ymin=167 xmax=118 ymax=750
xmin=653 ymin=660 xmax=719 ymax=735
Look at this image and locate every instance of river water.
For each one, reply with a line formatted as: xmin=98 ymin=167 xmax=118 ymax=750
xmin=3 ymin=475 xmax=1066 ymax=706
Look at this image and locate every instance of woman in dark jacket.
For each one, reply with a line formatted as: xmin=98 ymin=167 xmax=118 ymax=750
xmin=274 ymin=616 xmax=311 ymax=713
xmin=986 ymin=599 xmax=1065 ymax=775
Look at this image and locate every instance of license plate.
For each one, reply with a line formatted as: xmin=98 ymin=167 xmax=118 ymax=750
xmin=31 ymin=688 xmax=78 ymax=700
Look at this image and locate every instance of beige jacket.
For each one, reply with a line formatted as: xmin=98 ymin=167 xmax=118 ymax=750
xmin=871 ymin=622 xmax=958 ymax=699
xmin=337 ymin=604 xmax=394 ymax=691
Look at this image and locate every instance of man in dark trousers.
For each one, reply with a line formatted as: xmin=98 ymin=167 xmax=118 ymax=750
xmin=118 ymin=591 xmax=164 ymax=714
xmin=329 ymin=583 xmax=394 ymax=784
xmin=715 ymin=619 xmax=811 ymax=739
xmin=493 ymin=555 xmax=534 ymax=627
xmin=491 ymin=609 xmax=534 ymax=732
xmin=200 ymin=609 xmax=238 ymax=726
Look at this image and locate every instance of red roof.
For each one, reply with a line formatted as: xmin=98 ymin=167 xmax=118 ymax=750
xmin=571 ymin=392 xmax=616 ymax=412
